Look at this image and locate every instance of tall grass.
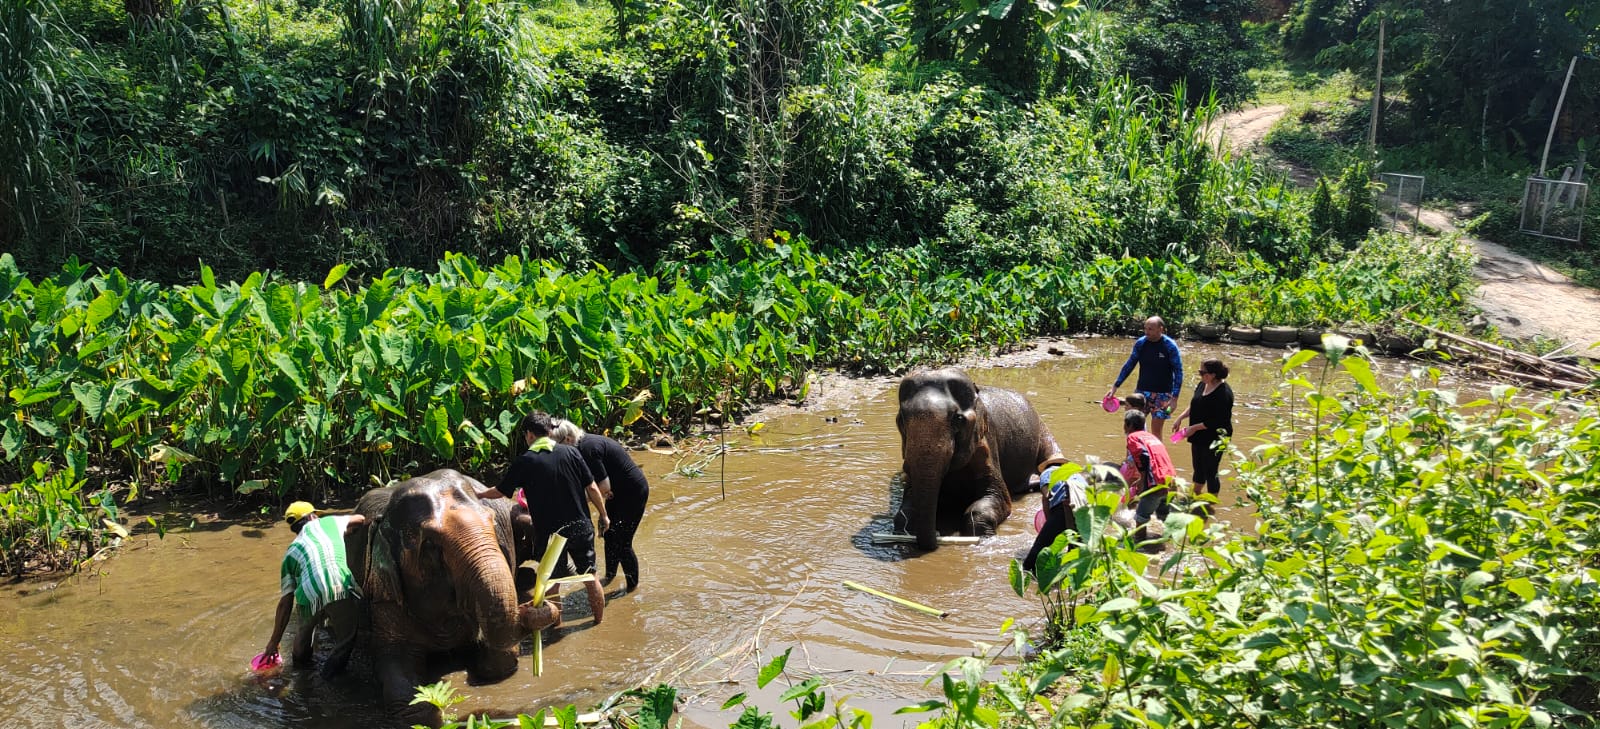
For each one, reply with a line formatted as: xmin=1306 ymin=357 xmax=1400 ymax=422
xmin=0 ymin=0 xmax=70 ymax=236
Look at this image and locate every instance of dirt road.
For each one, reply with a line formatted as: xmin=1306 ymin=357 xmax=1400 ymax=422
xmin=1214 ymin=105 xmax=1600 ymax=357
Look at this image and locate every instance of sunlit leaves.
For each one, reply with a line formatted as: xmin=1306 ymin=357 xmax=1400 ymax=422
xmin=422 ymin=405 xmax=455 ymax=461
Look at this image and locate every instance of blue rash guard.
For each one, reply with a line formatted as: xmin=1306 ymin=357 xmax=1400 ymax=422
xmin=1114 ymin=334 xmax=1183 ymax=400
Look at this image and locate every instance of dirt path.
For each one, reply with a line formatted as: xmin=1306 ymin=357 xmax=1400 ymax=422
xmin=1214 ymin=105 xmax=1600 ymax=358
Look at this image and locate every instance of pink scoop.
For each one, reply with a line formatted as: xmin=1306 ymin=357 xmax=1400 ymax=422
xmin=249 ymin=652 xmax=282 ymax=673
xmin=1033 ymin=508 xmax=1046 ymax=534
xmin=1170 ymin=427 xmax=1188 ymax=443
xmin=1101 ymin=395 xmax=1121 ymax=413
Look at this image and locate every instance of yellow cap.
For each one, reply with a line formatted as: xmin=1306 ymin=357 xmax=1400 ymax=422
xmin=284 ymin=501 xmax=317 ymax=524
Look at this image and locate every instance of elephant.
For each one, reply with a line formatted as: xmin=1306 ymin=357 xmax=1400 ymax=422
xmin=895 ymin=368 xmax=1063 ymax=550
xmin=343 ymin=469 xmax=560 ymax=727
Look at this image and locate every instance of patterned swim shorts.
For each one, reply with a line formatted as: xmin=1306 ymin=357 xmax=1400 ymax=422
xmin=1137 ymin=391 xmax=1174 ymax=420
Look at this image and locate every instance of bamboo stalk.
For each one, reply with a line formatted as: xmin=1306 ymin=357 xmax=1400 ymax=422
xmin=1409 ymin=318 xmax=1597 ymax=384
xmin=842 ymin=580 xmax=949 ymax=618
xmin=1426 ymin=324 xmax=1586 ymax=377
xmin=1464 ymin=363 xmax=1590 ymax=390
xmin=529 ymin=533 xmax=568 ymax=677
xmin=870 ymin=533 xmax=981 ymax=545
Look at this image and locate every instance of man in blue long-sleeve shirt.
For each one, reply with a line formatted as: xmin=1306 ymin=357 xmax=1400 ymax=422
xmin=1105 ymin=316 xmax=1183 ymax=439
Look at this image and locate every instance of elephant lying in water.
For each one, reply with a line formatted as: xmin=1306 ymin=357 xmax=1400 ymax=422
xmin=895 ymin=368 xmax=1063 ymax=550
xmin=344 ymin=470 xmax=560 ymax=727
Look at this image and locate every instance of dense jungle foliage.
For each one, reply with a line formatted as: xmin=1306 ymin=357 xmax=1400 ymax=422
xmin=1277 ymin=0 xmax=1598 ymax=159
xmin=4 ymin=0 xmax=1277 ymax=282
xmin=0 ymin=231 xmax=1473 ymax=574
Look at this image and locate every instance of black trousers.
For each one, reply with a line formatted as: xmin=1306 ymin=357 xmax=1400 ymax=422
xmin=1191 ymin=435 xmax=1224 ymax=496
xmin=1022 ymin=503 xmax=1082 ymax=572
xmin=603 ymin=488 xmax=649 ymax=586
xmin=538 ymin=521 xmax=597 ymax=577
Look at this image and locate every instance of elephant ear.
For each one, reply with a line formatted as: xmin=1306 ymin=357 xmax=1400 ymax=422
xmin=970 ymin=393 xmax=991 ymax=444
xmin=363 ymin=520 xmax=406 ymax=605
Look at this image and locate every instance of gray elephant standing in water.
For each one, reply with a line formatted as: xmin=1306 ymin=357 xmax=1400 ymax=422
xmin=895 ymin=368 xmax=1063 ymax=550
xmin=344 ymin=469 xmax=559 ymax=727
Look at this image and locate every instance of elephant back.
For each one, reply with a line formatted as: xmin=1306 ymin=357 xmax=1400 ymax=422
xmin=977 ymin=386 xmax=1055 ymax=495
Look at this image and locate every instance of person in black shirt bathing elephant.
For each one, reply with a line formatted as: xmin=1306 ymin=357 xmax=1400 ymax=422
xmin=1172 ymin=358 xmax=1234 ymax=518
xmin=479 ymin=411 xmax=610 ymax=623
xmin=552 ymin=419 xmax=651 ymax=594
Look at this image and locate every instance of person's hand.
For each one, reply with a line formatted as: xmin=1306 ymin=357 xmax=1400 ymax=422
xmin=1105 ymin=387 xmax=1117 ymax=400
xmin=601 ymin=486 xmax=614 ymax=500
xmin=599 ymin=515 xmax=611 ymax=533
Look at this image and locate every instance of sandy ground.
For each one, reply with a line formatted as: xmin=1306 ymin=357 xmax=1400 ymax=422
xmin=1213 ymin=105 xmax=1600 ymax=357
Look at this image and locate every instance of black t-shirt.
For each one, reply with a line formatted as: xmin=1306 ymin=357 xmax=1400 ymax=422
xmin=1187 ymin=382 xmax=1234 ymax=441
xmin=575 ymin=434 xmax=650 ymax=501
xmin=501 ymin=444 xmax=595 ymax=534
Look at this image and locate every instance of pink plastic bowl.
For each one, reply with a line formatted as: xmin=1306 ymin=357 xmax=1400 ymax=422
xmin=1170 ymin=427 xmax=1187 ymax=443
xmin=1101 ymin=395 xmax=1121 ymax=413
xmin=1033 ymin=508 xmax=1046 ymax=534
xmin=250 ymin=652 xmax=282 ymax=673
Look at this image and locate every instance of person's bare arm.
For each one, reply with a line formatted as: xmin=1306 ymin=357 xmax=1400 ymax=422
xmin=263 ymin=592 xmax=294 ymax=658
xmin=597 ymin=477 xmax=613 ymax=500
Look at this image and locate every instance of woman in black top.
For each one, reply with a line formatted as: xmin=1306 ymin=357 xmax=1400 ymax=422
xmin=553 ymin=419 xmax=651 ymax=593
xmin=1172 ymin=358 xmax=1234 ymax=512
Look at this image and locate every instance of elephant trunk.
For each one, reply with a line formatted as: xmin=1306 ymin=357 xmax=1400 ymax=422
xmin=901 ymin=418 xmax=953 ymax=551
xmin=436 ymin=513 xmax=520 ymax=650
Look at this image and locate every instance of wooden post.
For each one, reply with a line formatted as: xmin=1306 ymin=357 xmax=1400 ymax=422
xmin=1368 ymin=19 xmax=1385 ymax=153
xmin=1539 ymin=55 xmax=1580 ymax=178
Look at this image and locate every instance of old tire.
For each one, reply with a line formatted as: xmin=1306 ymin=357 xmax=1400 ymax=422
xmin=1227 ymin=325 xmax=1261 ymax=343
xmin=1299 ymin=327 xmax=1326 ymax=347
xmin=1192 ymin=323 xmax=1227 ymax=340
xmin=1261 ymin=325 xmax=1299 ymax=344
xmin=1377 ymin=333 xmax=1419 ymax=354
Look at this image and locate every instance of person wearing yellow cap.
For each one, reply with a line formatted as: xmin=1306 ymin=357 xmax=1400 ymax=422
xmin=260 ymin=501 xmax=366 ymax=679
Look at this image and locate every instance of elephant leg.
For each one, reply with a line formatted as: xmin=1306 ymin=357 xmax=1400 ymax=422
xmin=467 ymin=644 xmax=519 ymax=685
xmin=377 ymin=650 xmax=438 ymax=727
xmin=963 ymin=495 xmax=1009 ymax=536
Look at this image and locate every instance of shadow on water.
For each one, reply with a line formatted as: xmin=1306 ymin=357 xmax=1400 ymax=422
xmin=849 ymin=472 xmax=916 ymax=562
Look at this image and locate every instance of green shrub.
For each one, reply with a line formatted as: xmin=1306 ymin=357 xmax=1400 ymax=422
xmin=0 ymin=231 xmax=1476 ymax=572
xmin=1016 ymin=342 xmax=1600 ymax=726
xmin=1336 ymin=159 xmax=1377 ymax=244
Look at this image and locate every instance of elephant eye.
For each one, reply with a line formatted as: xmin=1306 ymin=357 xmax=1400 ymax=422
xmin=951 ymin=411 xmax=967 ymax=425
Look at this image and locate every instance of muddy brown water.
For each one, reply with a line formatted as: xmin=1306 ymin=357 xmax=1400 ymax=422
xmin=0 ymin=339 xmax=1485 ymax=728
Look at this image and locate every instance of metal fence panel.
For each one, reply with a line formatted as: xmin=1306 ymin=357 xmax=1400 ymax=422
xmin=1377 ymin=172 xmax=1425 ymax=234
xmin=1520 ymin=177 xmax=1588 ymax=243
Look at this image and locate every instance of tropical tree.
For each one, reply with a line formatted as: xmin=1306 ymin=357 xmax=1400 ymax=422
xmin=1115 ymin=0 xmax=1259 ymax=106
xmin=1315 ymin=0 xmax=1600 ymax=159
